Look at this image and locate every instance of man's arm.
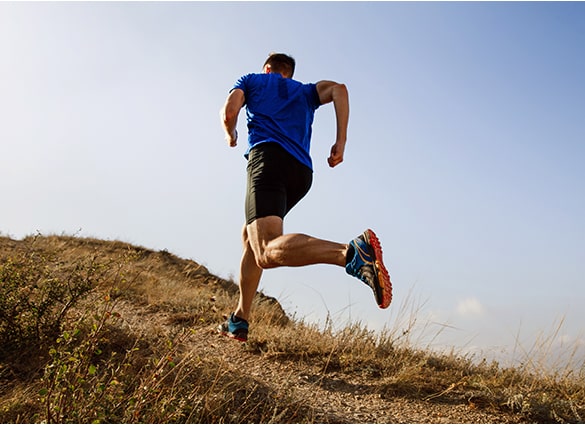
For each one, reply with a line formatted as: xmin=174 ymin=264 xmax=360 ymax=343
xmin=316 ymin=80 xmax=349 ymax=168
xmin=220 ymin=88 xmax=245 ymax=147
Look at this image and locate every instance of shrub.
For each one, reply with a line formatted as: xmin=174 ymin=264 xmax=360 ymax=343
xmin=0 ymin=253 xmax=100 ymax=360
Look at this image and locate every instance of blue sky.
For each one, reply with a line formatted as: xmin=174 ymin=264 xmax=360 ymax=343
xmin=1 ymin=2 xmax=584 ymax=368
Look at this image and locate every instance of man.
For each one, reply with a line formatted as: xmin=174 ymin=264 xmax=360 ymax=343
xmin=219 ymin=53 xmax=392 ymax=342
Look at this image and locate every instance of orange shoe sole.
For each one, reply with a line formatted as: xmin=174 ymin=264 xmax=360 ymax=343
xmin=365 ymin=229 xmax=393 ymax=309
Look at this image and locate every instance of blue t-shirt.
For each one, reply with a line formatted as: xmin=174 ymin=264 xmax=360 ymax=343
xmin=232 ymin=73 xmax=321 ymax=170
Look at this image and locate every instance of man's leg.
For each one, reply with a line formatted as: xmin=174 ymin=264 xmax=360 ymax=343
xmin=246 ymin=215 xmax=348 ymax=269
xmin=234 ymin=224 xmax=263 ymax=322
xmin=223 ymin=217 xmax=392 ymax=341
xmin=245 ymin=216 xmax=392 ymax=309
xmin=232 ymin=215 xmax=347 ymax=324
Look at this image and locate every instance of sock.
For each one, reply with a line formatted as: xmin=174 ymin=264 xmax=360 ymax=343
xmin=231 ymin=313 xmax=247 ymax=324
xmin=345 ymin=244 xmax=355 ymax=266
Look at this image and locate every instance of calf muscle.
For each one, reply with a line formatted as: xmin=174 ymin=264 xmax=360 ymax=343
xmin=247 ymin=217 xmax=347 ymax=269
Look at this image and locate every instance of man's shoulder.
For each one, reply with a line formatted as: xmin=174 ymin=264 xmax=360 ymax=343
xmin=235 ymin=73 xmax=318 ymax=104
xmin=247 ymin=73 xmax=315 ymax=85
xmin=233 ymin=73 xmax=262 ymax=89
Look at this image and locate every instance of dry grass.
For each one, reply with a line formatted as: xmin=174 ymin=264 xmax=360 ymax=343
xmin=0 ymin=234 xmax=583 ymax=423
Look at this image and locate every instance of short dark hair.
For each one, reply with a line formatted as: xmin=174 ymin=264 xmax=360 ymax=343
xmin=263 ymin=53 xmax=296 ymax=78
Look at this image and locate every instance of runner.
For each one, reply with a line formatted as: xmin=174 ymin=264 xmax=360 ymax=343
xmin=219 ymin=53 xmax=392 ymax=341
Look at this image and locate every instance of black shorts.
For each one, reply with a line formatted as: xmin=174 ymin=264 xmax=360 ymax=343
xmin=245 ymin=143 xmax=313 ymax=225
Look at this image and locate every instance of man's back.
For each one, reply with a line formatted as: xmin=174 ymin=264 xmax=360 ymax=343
xmin=233 ymin=72 xmax=321 ymax=170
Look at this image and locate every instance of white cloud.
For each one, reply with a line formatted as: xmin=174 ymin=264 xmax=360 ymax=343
xmin=457 ymin=297 xmax=485 ymax=317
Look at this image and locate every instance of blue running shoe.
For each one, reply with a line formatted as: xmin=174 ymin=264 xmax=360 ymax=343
xmin=346 ymin=229 xmax=392 ymax=309
xmin=218 ymin=313 xmax=249 ymax=342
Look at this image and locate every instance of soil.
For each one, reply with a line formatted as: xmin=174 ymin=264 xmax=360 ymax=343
xmin=114 ymin=299 xmax=526 ymax=424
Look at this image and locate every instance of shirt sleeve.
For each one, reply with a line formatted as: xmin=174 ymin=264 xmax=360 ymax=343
xmin=231 ymin=74 xmax=255 ymax=105
xmin=231 ymin=74 xmax=251 ymax=92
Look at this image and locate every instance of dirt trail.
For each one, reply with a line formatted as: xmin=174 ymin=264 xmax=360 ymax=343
xmin=114 ymin=298 xmax=523 ymax=424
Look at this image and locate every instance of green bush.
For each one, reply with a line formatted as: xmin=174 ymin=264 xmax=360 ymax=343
xmin=39 ymin=301 xmax=133 ymax=424
xmin=0 ymin=249 xmax=100 ymax=361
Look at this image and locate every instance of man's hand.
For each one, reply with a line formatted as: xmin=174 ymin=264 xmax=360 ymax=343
xmin=226 ymin=129 xmax=238 ymax=147
xmin=327 ymin=141 xmax=346 ymax=168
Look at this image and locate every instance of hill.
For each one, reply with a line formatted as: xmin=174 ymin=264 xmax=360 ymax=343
xmin=0 ymin=234 xmax=583 ymax=423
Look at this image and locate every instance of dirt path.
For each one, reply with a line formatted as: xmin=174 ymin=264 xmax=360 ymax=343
xmin=209 ymin=334 xmax=523 ymax=423
xmin=115 ymin=299 xmax=524 ymax=424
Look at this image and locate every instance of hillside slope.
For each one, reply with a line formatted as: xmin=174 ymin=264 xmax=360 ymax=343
xmin=0 ymin=235 xmax=581 ymax=423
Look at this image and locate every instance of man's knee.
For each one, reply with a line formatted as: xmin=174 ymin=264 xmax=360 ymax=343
xmin=247 ymin=239 xmax=280 ymax=269
xmin=255 ymin=249 xmax=280 ymax=269
xmin=246 ymin=217 xmax=284 ymax=269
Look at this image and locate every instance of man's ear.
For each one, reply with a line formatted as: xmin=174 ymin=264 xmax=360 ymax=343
xmin=263 ymin=64 xmax=272 ymax=74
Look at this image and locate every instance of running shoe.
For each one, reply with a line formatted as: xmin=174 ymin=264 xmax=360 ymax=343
xmin=346 ymin=229 xmax=392 ymax=309
xmin=218 ymin=313 xmax=249 ymax=342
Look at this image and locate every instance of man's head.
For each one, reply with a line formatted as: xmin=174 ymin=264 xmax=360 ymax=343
xmin=263 ymin=53 xmax=296 ymax=78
